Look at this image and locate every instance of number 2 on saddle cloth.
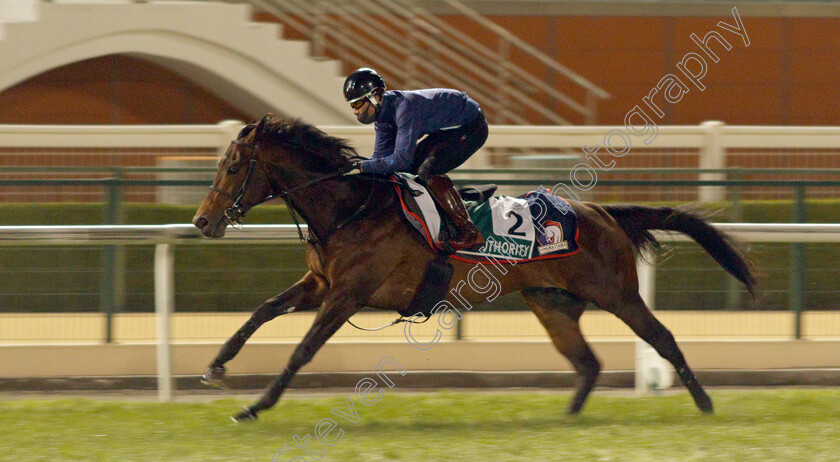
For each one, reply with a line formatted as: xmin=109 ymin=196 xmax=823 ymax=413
xmin=392 ymin=175 xmax=579 ymax=318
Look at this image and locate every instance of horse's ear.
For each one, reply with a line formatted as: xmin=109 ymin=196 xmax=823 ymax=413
xmin=255 ymin=114 xmax=274 ymax=137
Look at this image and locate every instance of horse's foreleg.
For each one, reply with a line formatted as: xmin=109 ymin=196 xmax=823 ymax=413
xmin=203 ymin=272 xmax=327 ymax=387
xmin=234 ymin=291 xmax=360 ymax=421
xmin=522 ymin=288 xmax=600 ymax=414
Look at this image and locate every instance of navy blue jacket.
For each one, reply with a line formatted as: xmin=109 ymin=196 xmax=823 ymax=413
xmin=360 ymin=89 xmax=481 ymax=175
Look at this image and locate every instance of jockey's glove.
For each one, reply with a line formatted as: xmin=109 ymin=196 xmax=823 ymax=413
xmin=343 ymin=160 xmax=363 ymax=175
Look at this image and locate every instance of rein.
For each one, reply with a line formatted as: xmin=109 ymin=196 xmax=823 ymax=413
xmin=274 ymin=165 xmax=401 ymax=245
xmin=347 ymin=313 xmax=431 ymax=331
xmin=277 ymin=170 xmax=347 ymax=244
xmin=211 ymin=134 xmax=423 ymax=332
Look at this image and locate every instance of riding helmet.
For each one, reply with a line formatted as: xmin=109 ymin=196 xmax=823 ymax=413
xmin=343 ymin=68 xmax=386 ymax=103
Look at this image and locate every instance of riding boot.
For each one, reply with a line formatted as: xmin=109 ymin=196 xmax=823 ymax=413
xmin=426 ymin=175 xmax=484 ymax=251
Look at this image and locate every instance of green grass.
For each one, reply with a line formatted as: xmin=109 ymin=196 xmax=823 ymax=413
xmin=1 ymin=389 xmax=839 ymax=461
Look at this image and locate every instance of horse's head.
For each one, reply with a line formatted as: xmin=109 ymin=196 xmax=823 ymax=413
xmin=192 ymin=115 xmax=277 ymax=238
xmin=193 ymin=114 xmax=358 ymax=238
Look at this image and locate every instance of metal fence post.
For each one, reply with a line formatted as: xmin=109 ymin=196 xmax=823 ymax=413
xmin=790 ymin=185 xmax=806 ymax=339
xmin=100 ymin=246 xmax=116 ymax=343
xmin=725 ymin=169 xmax=744 ymax=310
xmin=635 ymin=252 xmax=673 ymax=394
xmin=698 ymin=120 xmax=726 ymax=202
xmin=100 ymin=172 xmax=123 ymax=343
xmin=154 ymin=243 xmax=174 ymax=402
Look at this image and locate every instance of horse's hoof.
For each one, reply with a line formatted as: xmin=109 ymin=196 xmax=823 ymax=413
xmin=200 ymin=365 xmax=228 ymax=390
xmin=697 ymin=394 xmax=714 ymax=414
xmin=566 ymin=403 xmax=584 ymax=415
xmin=231 ymin=407 xmax=258 ymax=423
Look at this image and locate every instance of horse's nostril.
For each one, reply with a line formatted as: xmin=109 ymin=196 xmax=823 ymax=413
xmin=194 ymin=217 xmax=208 ymax=229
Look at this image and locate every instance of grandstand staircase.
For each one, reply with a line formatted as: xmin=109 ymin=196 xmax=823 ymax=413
xmin=252 ymin=0 xmax=609 ymax=125
xmin=0 ymin=0 xmax=608 ymax=125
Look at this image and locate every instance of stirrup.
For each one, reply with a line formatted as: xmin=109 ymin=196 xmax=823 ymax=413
xmin=436 ymin=234 xmax=482 ymax=253
xmin=435 ymin=240 xmax=457 ymax=254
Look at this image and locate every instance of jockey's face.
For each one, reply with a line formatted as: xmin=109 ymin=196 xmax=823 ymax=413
xmin=353 ymin=97 xmax=378 ymax=125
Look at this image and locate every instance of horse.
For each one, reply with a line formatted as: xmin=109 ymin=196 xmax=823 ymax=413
xmin=192 ymin=114 xmax=756 ymax=422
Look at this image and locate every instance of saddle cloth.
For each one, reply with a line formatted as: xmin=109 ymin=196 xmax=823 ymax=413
xmin=393 ymin=175 xmax=580 ymax=264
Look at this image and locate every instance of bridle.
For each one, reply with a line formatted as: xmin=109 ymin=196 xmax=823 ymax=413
xmin=209 ymin=135 xmax=361 ymax=244
xmin=209 ymin=139 xmax=264 ymax=229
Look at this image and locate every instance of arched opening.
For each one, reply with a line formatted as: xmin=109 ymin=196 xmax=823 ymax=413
xmin=0 ymin=55 xmax=251 ymax=124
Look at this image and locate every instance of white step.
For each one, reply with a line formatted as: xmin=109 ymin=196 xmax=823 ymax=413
xmin=0 ymin=0 xmax=37 ymax=22
xmin=0 ymin=0 xmax=38 ymax=40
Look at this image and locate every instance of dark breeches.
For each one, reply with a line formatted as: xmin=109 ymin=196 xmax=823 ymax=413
xmin=411 ymin=110 xmax=488 ymax=181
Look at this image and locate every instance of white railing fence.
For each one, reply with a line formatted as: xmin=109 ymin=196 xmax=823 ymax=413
xmin=2 ymin=223 xmax=839 ymax=399
xmin=5 ymin=121 xmax=840 ymax=202
xmin=4 ymin=121 xmax=840 ymax=170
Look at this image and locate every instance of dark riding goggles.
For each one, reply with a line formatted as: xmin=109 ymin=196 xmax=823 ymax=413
xmin=349 ymin=99 xmax=366 ymax=110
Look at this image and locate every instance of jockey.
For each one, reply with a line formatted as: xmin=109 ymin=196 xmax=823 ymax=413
xmin=342 ymin=67 xmax=487 ymax=251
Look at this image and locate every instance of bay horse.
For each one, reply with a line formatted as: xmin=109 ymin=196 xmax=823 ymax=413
xmin=192 ymin=114 xmax=756 ymax=422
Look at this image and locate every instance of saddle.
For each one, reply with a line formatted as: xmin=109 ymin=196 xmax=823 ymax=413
xmin=457 ymin=184 xmax=499 ymax=203
xmin=393 ymin=175 xmax=580 ymax=263
xmin=391 ymin=173 xmax=496 ymax=248
xmin=392 ymin=175 xmax=581 ymax=318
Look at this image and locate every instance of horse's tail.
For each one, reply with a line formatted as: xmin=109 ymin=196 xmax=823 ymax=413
xmin=602 ymin=205 xmax=757 ymax=296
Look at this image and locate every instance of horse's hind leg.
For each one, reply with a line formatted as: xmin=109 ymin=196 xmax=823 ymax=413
xmin=202 ymin=271 xmax=327 ymax=387
xmin=602 ymin=291 xmax=713 ymax=413
xmin=522 ymin=288 xmax=600 ymax=414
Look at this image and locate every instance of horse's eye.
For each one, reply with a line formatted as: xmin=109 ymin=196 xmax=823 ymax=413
xmin=227 ymin=166 xmax=240 ymax=175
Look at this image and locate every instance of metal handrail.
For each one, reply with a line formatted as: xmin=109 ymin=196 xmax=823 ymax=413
xmin=311 ymin=1 xmax=408 ymax=65
xmin=255 ymin=0 xmax=609 ymax=124
xmin=255 ymin=0 xmax=409 ymax=93
xmin=321 ymin=1 xmax=409 ymax=58
xmin=289 ymin=0 xmax=517 ymax=124
xmin=392 ymin=0 xmax=586 ymax=119
xmin=385 ymin=0 xmax=557 ymax=123
xmin=387 ymin=0 xmax=609 ymax=121
xmin=438 ymin=0 xmax=610 ymax=98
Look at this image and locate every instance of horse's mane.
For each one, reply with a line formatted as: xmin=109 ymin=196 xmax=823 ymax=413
xmin=258 ymin=117 xmax=359 ymax=171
